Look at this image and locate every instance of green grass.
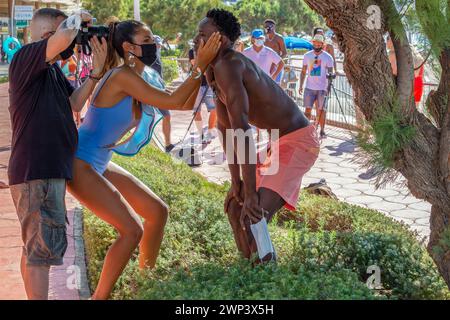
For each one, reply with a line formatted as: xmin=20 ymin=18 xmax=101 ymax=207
xmin=83 ymin=145 xmax=449 ymax=300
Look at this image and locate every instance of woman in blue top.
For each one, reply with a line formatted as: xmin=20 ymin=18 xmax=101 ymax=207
xmin=67 ymin=19 xmax=221 ymax=300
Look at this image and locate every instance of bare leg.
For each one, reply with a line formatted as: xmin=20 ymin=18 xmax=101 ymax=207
xmin=20 ymin=252 xmax=50 ymax=300
xmin=226 ymin=187 xmax=285 ymax=263
xmin=20 ymin=252 xmax=28 ymax=295
xmin=226 ymin=198 xmax=252 ymax=259
xmin=317 ymin=110 xmax=327 ymax=134
xmin=67 ymin=159 xmax=144 ymax=300
xmin=162 ymin=115 xmax=172 ymax=146
xmin=194 ymin=111 xmax=203 ymax=137
xmin=104 ymin=162 xmax=168 ymax=269
xmin=304 ymin=107 xmax=312 ymax=120
xmin=208 ymin=109 xmax=217 ymax=131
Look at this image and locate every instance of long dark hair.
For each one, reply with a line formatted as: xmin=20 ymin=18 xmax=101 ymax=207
xmin=103 ymin=18 xmax=146 ymax=120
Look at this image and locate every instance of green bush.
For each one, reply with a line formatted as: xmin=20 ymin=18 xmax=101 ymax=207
xmin=162 ymin=57 xmax=179 ymax=84
xmin=161 ymin=48 xmax=182 ymax=58
xmin=0 ymin=76 xmax=8 ymax=84
xmin=83 ymin=145 xmax=449 ymax=300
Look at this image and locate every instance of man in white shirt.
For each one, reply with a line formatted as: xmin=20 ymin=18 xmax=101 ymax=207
xmin=299 ymin=34 xmax=335 ymax=138
xmin=243 ymin=29 xmax=284 ymax=83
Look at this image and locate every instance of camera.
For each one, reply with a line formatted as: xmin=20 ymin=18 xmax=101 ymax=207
xmin=75 ymin=21 xmax=109 ymax=55
xmin=326 ymin=72 xmax=336 ymax=80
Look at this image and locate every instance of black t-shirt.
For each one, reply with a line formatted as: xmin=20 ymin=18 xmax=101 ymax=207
xmin=8 ymin=39 xmax=78 ymax=185
xmin=188 ymin=49 xmax=207 ymax=87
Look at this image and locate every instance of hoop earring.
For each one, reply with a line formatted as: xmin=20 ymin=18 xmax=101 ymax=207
xmin=128 ymin=53 xmax=136 ymax=68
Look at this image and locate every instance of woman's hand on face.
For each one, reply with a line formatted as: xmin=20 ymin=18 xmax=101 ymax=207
xmin=195 ymin=32 xmax=222 ymax=72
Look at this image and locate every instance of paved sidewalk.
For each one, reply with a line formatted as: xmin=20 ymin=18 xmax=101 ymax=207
xmin=0 ymin=83 xmax=25 ymax=300
xmin=0 ymin=64 xmax=8 ymax=77
xmin=154 ymin=109 xmax=431 ymax=239
xmin=0 ymin=83 xmax=84 ymax=300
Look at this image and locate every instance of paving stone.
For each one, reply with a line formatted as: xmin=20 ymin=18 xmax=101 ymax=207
xmin=407 ymin=201 xmax=432 ymax=211
xmin=325 ymin=176 xmax=358 ymax=185
xmin=322 ymin=166 xmax=352 ymax=174
xmin=390 ymin=209 xmax=430 ymax=220
xmin=339 ymin=170 xmax=369 ymax=179
xmin=345 ymin=195 xmax=384 ymax=205
xmin=313 ymin=161 xmax=338 ymax=169
xmin=367 ymin=189 xmax=400 ymax=197
xmin=414 ymin=217 xmax=430 ymax=226
xmin=389 ymin=215 xmax=416 ymax=227
xmin=384 ymin=195 xmax=422 ymax=205
xmin=301 ymin=176 xmax=322 ymax=186
xmin=368 ymin=201 xmax=406 ymax=212
xmin=411 ymin=225 xmax=430 ymax=237
xmin=345 ymin=183 xmax=377 ymax=191
xmin=305 ymin=171 xmax=339 ymax=179
xmin=318 ymin=155 xmax=344 ymax=164
xmin=336 ymin=160 xmax=357 ymax=169
xmin=333 ymin=188 xmax=362 ymax=198
xmin=306 ymin=167 xmax=325 ymax=175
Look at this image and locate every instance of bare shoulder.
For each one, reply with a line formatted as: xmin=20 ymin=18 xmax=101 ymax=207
xmin=215 ymin=52 xmax=246 ymax=76
xmin=276 ymin=33 xmax=284 ymax=42
xmin=113 ymin=66 xmax=147 ymax=89
xmin=114 ymin=66 xmax=137 ymax=80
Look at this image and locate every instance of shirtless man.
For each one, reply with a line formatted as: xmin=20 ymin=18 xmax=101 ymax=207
xmin=193 ymin=9 xmax=320 ymax=262
xmin=264 ymin=19 xmax=287 ymax=85
xmin=263 ymin=19 xmax=287 ymax=59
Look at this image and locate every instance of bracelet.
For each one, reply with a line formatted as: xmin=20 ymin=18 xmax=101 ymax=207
xmin=189 ymin=67 xmax=203 ymax=80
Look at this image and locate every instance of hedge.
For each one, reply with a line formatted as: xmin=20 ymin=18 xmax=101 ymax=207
xmin=83 ymin=145 xmax=449 ymax=300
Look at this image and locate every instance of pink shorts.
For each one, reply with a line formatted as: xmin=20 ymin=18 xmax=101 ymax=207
xmin=256 ymin=125 xmax=320 ymax=211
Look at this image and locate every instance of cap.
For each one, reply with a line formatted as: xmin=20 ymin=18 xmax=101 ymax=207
xmin=251 ymin=29 xmax=265 ymax=39
xmin=264 ymin=19 xmax=276 ymax=25
xmin=312 ymin=34 xmax=325 ymax=43
xmin=154 ymin=35 xmax=163 ymax=45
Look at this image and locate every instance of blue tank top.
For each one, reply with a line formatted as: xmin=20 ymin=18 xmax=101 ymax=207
xmin=75 ymin=70 xmax=136 ymax=174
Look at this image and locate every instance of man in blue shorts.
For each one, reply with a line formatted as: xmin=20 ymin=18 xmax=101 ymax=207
xmin=299 ymin=34 xmax=334 ymax=138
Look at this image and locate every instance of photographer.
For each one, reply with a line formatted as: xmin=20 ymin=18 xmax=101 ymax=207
xmin=8 ymin=8 xmax=106 ymax=300
xmin=299 ymin=34 xmax=334 ymax=138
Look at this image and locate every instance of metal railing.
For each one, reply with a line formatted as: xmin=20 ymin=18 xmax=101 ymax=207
xmin=285 ymin=64 xmax=358 ymax=130
xmin=168 ymin=57 xmax=438 ymax=133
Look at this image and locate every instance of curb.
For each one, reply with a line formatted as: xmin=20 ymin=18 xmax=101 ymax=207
xmin=73 ymin=207 xmax=91 ymax=300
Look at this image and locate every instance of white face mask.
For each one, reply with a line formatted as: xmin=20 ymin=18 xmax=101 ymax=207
xmin=250 ymin=217 xmax=276 ymax=260
xmin=254 ymin=38 xmax=265 ymax=47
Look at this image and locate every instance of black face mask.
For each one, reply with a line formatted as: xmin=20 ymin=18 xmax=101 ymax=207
xmin=131 ymin=43 xmax=158 ymax=67
xmin=313 ymin=46 xmax=323 ymax=53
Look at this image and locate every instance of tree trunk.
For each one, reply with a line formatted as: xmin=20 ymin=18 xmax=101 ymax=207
xmin=429 ymin=204 xmax=450 ymax=286
xmin=303 ymin=0 xmax=450 ymax=288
